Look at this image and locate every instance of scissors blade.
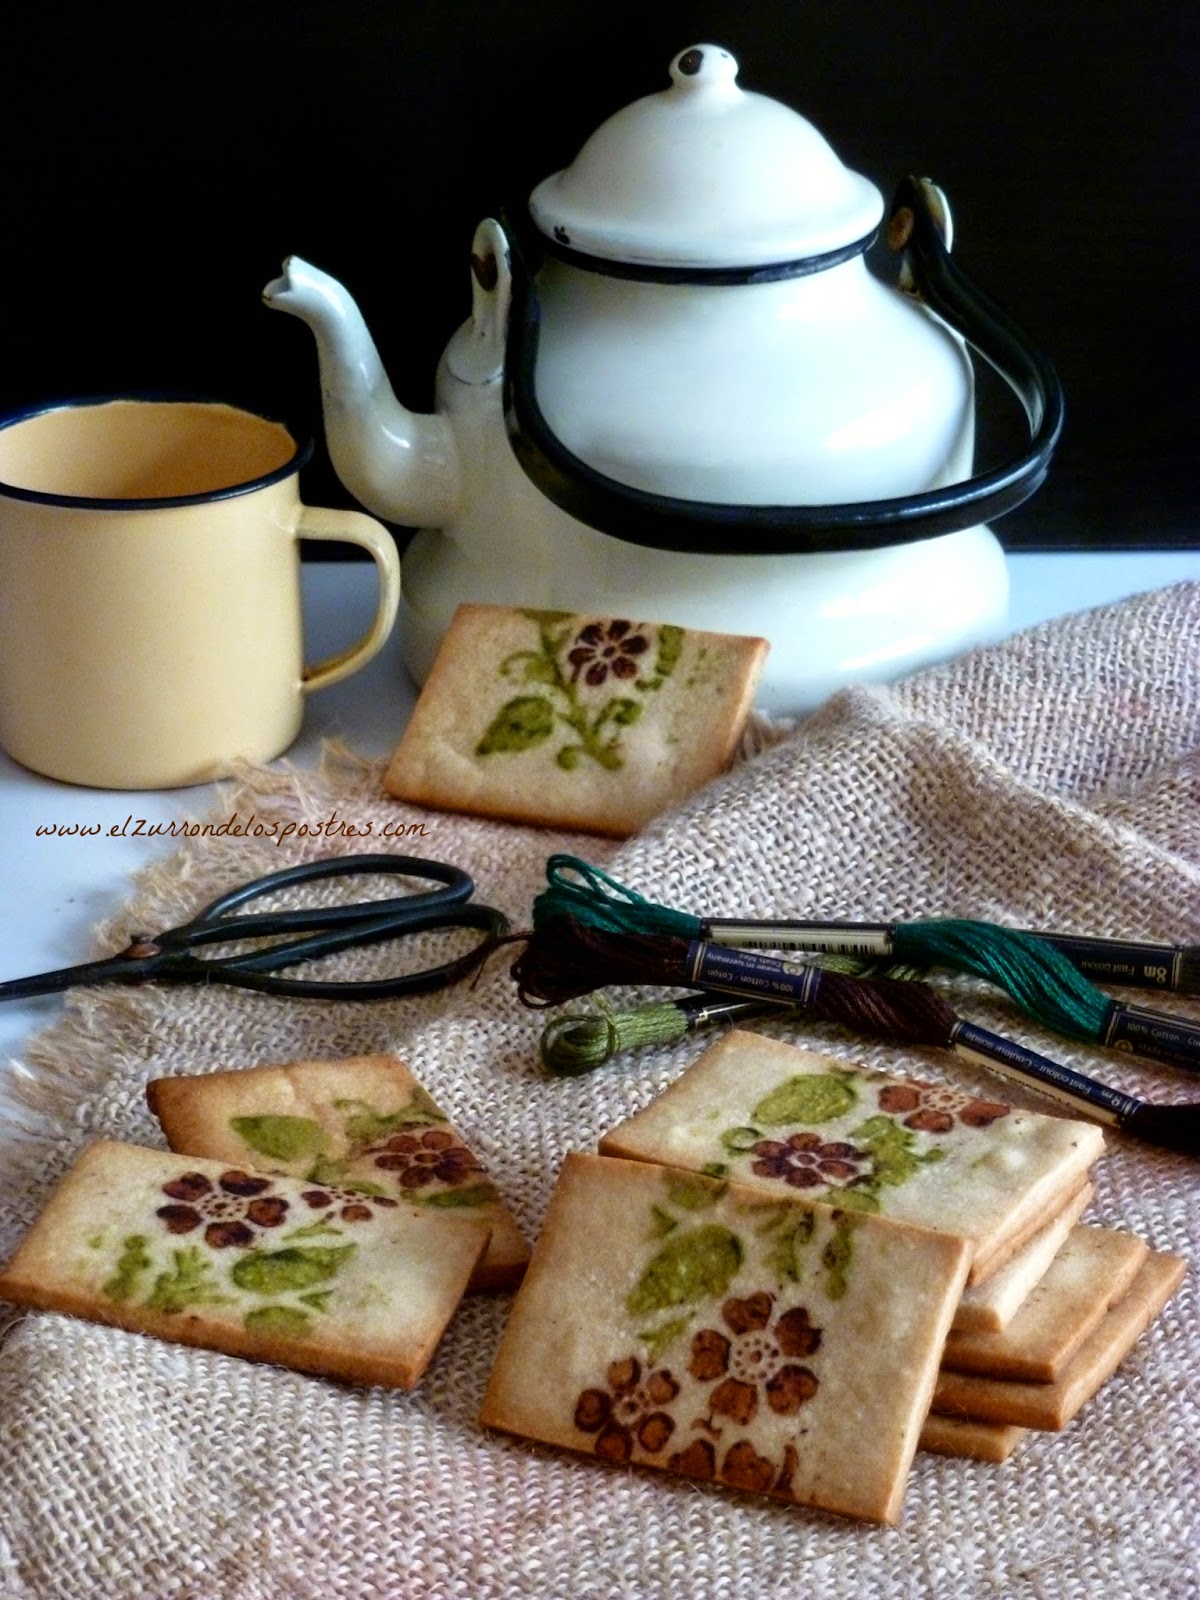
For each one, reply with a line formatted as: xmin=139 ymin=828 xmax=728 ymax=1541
xmin=0 ymin=944 xmax=171 ymax=1002
xmin=213 ymin=903 xmax=497 ymax=975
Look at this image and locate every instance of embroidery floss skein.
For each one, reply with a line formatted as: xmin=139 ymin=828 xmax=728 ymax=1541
xmin=540 ymin=953 xmax=926 ymax=1075
xmin=542 ymin=994 xmax=773 ymax=1075
xmin=533 ymin=856 xmax=1200 ymax=1073
xmin=510 ymin=916 xmax=1200 ymax=1155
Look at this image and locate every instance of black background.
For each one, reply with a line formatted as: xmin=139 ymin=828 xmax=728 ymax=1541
xmin=0 ymin=1 xmax=1195 ymax=549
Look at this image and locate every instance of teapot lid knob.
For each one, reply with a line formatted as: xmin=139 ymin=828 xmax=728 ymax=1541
xmin=529 ymin=43 xmax=882 ymax=268
xmin=669 ymin=45 xmax=740 ymax=92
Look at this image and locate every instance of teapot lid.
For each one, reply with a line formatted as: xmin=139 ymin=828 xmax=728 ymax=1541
xmin=528 ymin=45 xmax=884 ymax=270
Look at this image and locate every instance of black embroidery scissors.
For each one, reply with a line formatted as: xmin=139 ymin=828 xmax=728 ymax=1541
xmin=0 ymin=855 xmax=509 ymax=1002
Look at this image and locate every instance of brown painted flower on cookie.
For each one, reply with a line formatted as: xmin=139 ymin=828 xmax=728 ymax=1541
xmin=573 ymin=1355 xmax=681 ymax=1462
xmin=155 ymin=1170 xmax=290 ymax=1249
xmin=688 ymin=1291 xmax=821 ymax=1425
xmin=877 ymin=1081 xmax=1009 ymax=1133
xmin=749 ymin=1131 xmax=870 ymax=1189
xmin=668 ymin=1432 xmax=800 ymax=1496
xmin=299 ymin=1184 xmax=402 ymax=1223
xmin=368 ymin=1128 xmax=485 ymax=1190
xmin=566 ymin=620 xmax=650 ymax=686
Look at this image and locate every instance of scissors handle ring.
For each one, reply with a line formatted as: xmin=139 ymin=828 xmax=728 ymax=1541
xmin=167 ymin=854 xmax=477 ymax=947
xmin=202 ymin=903 xmax=511 ymax=1000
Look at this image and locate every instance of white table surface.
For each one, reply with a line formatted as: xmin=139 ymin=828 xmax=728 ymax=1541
xmin=0 ymin=551 xmax=1196 ymax=1081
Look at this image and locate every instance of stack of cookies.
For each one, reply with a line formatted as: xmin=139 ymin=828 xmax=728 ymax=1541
xmin=0 ymin=1035 xmax=1185 ymax=1525
xmin=0 ymin=1056 xmax=531 ymax=1390
xmin=580 ymin=1031 xmax=1186 ymax=1467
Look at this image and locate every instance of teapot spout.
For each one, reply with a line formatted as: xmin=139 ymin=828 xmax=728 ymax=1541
xmin=263 ymin=256 xmax=460 ymax=528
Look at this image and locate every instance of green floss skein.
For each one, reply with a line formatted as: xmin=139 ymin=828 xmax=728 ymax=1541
xmin=891 ymin=920 xmax=1113 ymax=1043
xmin=540 ymin=1000 xmax=693 ymax=1076
xmin=536 ymin=854 xmax=1119 ymax=1051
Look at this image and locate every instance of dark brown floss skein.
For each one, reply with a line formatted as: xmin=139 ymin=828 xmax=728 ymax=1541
xmin=812 ymin=966 xmax=956 ymax=1047
xmin=510 ymin=919 xmax=681 ymax=1006
xmin=511 ymin=916 xmax=961 ymax=1047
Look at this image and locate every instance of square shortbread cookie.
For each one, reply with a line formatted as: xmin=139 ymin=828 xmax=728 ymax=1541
xmin=931 ymin=1249 xmax=1186 ymax=1430
xmin=918 ymin=1414 xmax=1027 ymax=1463
xmin=0 ymin=1140 xmax=489 ymax=1388
xmin=952 ymin=1182 xmax=1093 ymax=1334
xmin=479 ymin=1153 xmax=970 ymax=1525
xmin=147 ymin=1054 xmax=529 ymax=1292
xmin=384 ymin=604 xmax=768 ymax=836
xmin=599 ymin=1032 xmax=1105 ymax=1286
xmin=941 ymin=1225 xmax=1149 ymax=1381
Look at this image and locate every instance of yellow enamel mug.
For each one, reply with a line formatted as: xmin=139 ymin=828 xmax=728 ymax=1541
xmin=0 ymin=398 xmax=401 ymax=788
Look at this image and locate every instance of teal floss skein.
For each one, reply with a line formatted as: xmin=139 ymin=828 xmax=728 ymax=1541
xmin=534 ymin=855 xmax=1120 ymax=1049
xmin=892 ymin=920 xmax=1113 ymax=1043
xmin=537 ymin=854 xmax=698 ymax=939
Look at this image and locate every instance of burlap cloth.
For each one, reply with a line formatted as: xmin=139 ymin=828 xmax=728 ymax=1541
xmin=2 ymin=583 xmax=1198 ymax=1600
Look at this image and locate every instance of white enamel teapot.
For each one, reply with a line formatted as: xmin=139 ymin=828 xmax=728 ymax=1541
xmin=265 ymin=44 xmax=1062 ymax=713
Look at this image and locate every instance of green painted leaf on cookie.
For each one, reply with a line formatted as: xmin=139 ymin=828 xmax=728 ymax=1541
xmin=476 ymin=695 xmax=555 ymax=756
xmin=753 ymin=1073 xmax=858 ymax=1127
xmin=828 ymin=1186 xmax=881 ymax=1214
xmin=638 ymin=1315 xmax=691 ymax=1364
xmin=607 ymin=698 xmax=642 ymax=727
xmin=102 ymin=1235 xmax=152 ymax=1303
xmin=626 ymin=1225 xmax=743 ymax=1317
xmin=822 ymin=1214 xmax=859 ymax=1299
xmin=758 ymin=1211 xmax=815 ymax=1281
xmin=720 ymin=1125 xmax=762 ymax=1153
xmin=305 ymin=1156 xmax=353 ymax=1186
xmin=336 ymin=1090 xmax=447 ymax=1150
xmin=145 ymin=1248 xmax=233 ymax=1313
xmin=421 ymin=1183 xmax=498 ymax=1209
xmin=653 ymin=625 xmax=685 ymax=681
xmin=520 ymin=655 xmax=559 ymax=686
xmin=591 ymin=743 xmax=623 ymax=772
xmin=231 ymin=1115 xmax=325 ymax=1163
xmin=231 ymin=1245 xmax=356 ymax=1296
xmin=283 ymin=1219 xmax=345 ymax=1242
xmin=850 ymin=1116 xmax=945 ymax=1189
xmin=244 ymin=1305 xmax=312 ymax=1338
xmin=518 ymin=608 xmax=574 ymax=626
xmin=664 ymin=1171 xmax=725 ymax=1210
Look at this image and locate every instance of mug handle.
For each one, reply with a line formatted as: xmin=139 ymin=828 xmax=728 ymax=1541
xmin=292 ymin=505 xmax=402 ymax=693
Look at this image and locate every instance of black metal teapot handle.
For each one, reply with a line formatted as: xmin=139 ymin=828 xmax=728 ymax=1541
xmin=501 ymin=176 xmax=1064 ymax=556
